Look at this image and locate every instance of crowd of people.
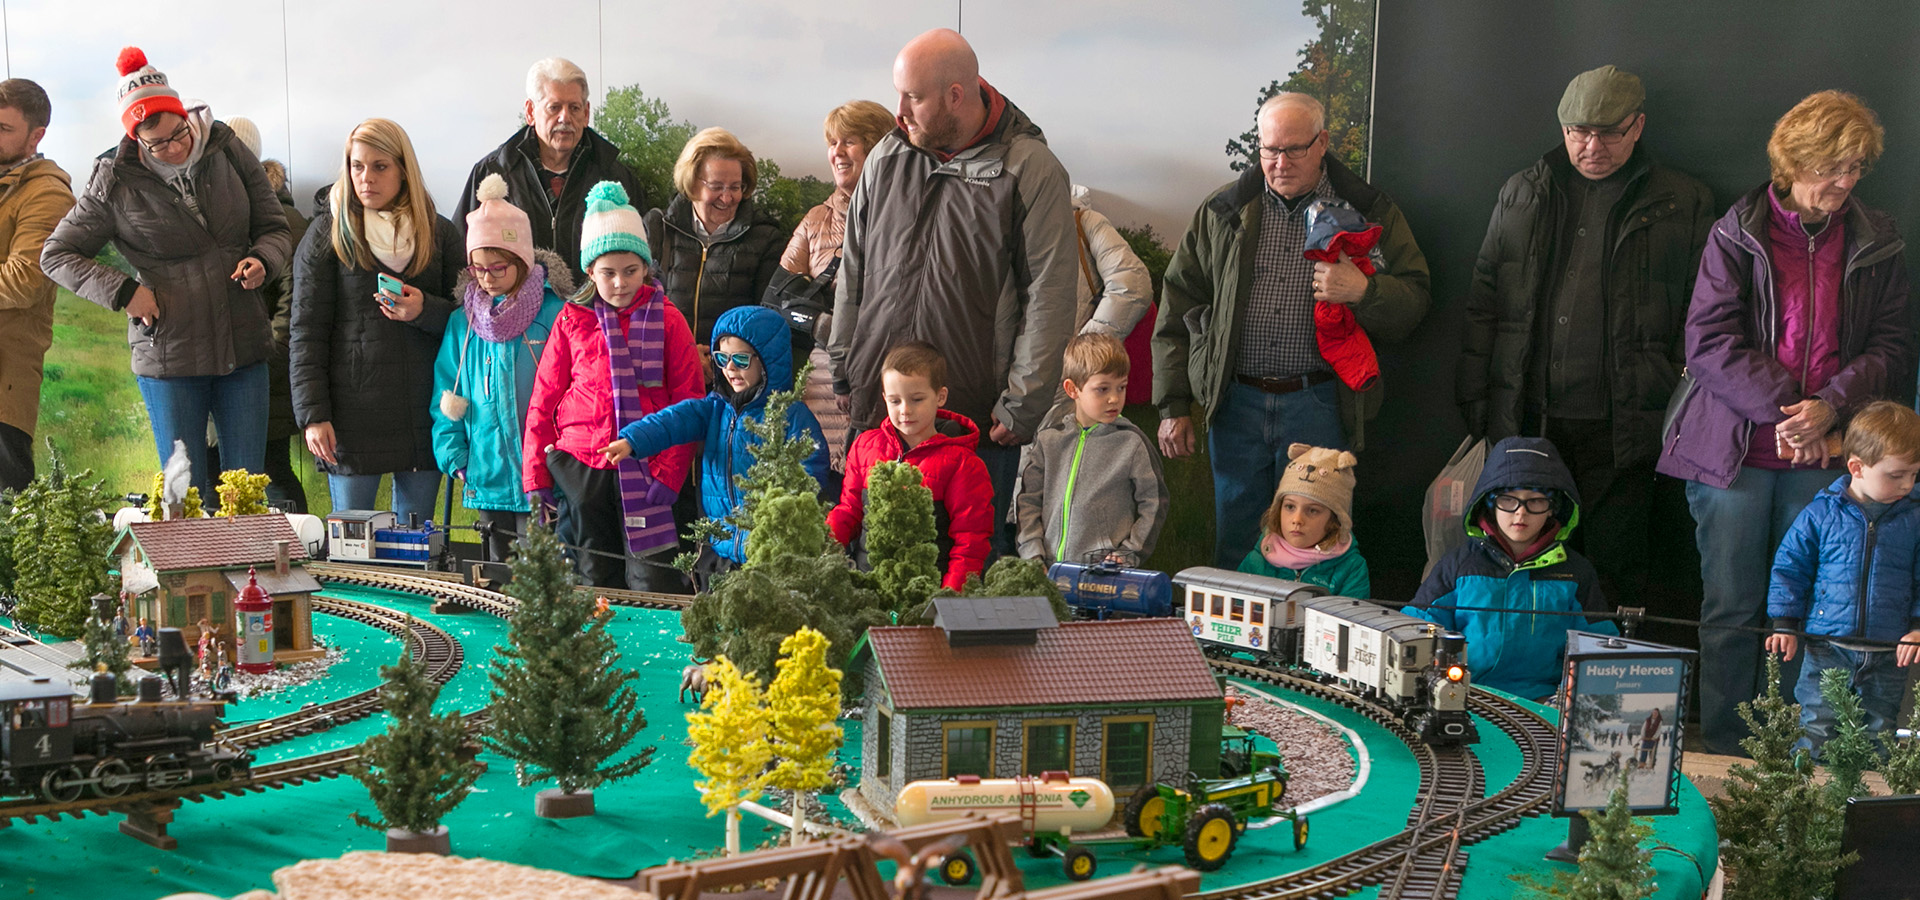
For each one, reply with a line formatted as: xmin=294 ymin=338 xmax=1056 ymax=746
xmin=0 ymin=31 xmax=1912 ymax=759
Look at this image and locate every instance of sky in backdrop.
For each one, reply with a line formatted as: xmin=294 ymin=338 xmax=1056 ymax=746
xmin=7 ymin=0 xmax=1331 ymax=238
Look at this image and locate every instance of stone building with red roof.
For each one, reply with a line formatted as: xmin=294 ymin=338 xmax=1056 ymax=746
xmin=849 ymin=596 xmax=1225 ymax=812
xmin=110 ymin=514 xmax=322 ymax=665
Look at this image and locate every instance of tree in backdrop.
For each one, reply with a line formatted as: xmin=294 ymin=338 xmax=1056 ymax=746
xmin=863 ymin=460 xmax=942 ymax=611
xmin=1116 ymin=224 xmax=1173 ymax=299
xmin=764 ymin=626 xmax=843 ymax=844
xmin=1223 ymin=0 xmax=1375 ymax=176
xmin=10 ymin=447 xmax=116 ymax=638
xmin=1814 ymin=666 xmax=1875 ymax=806
xmin=597 ymin=86 xmax=832 ymax=232
xmin=69 ymin=598 xmax=134 ymax=693
xmin=352 ymin=638 xmax=482 ymax=837
xmin=486 ymin=523 xmax=654 ymax=801
xmin=216 ymin=470 xmax=271 ymax=516
xmin=1708 ymin=654 xmax=1853 ymax=900
xmin=685 ymin=655 xmax=772 ymax=855
xmin=1883 ymin=703 xmax=1920 ymax=794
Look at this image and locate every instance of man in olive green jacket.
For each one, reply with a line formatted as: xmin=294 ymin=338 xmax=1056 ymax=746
xmin=1154 ymin=93 xmax=1430 ymax=568
xmin=0 ymin=79 xmax=74 ymax=491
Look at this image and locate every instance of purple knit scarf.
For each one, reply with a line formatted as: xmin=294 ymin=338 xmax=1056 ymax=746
xmin=594 ymin=280 xmax=675 ymax=555
xmin=464 ymin=263 xmax=547 ymax=343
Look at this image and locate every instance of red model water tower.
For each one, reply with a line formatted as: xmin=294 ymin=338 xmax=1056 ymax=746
xmin=235 ymin=567 xmax=275 ymax=674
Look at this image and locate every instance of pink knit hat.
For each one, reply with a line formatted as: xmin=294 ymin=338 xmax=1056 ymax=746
xmin=115 ymin=47 xmax=187 ymax=139
xmin=464 ymin=173 xmax=536 ymax=271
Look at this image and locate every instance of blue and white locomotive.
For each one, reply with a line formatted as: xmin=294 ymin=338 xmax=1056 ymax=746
xmin=324 ymin=510 xmax=447 ymax=568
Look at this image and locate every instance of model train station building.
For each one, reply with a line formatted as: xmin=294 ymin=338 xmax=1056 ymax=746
xmin=110 ymin=514 xmax=323 ymax=665
xmin=852 ymin=596 xmax=1227 ymax=812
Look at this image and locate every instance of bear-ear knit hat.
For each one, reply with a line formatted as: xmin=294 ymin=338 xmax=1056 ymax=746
xmin=577 ymin=181 xmax=652 ymax=272
xmin=115 ymin=47 xmax=188 ymax=139
xmin=1276 ymin=442 xmax=1358 ymax=528
xmin=465 ymin=173 xmax=537 ymax=271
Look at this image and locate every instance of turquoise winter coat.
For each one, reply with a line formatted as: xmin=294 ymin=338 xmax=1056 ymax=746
xmin=1238 ymin=534 xmax=1372 ymax=598
xmin=430 ymin=253 xmax=569 ymax=512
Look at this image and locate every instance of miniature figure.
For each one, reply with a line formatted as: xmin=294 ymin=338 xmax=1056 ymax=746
xmin=134 ymin=618 xmax=156 ymax=657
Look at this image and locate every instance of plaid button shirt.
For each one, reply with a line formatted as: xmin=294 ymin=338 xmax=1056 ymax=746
xmin=1235 ymin=171 xmax=1335 ymax=379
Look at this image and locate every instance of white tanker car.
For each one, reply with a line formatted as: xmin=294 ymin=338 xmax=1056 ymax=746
xmin=895 ymin=773 xmax=1116 ymax=881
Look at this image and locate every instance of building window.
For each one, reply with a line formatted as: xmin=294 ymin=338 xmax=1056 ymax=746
xmin=944 ymin=723 xmax=994 ymax=778
xmin=1230 ymin=596 xmax=1245 ymax=622
xmin=876 ymin=709 xmax=892 ymax=779
xmin=1250 ymin=600 xmax=1265 ymax=625
xmin=186 ymin=593 xmax=209 ymax=627
xmin=1103 ymin=717 xmax=1153 ymax=789
xmin=1188 ymin=589 xmax=1203 ymax=614
xmin=1025 ymin=721 xmax=1074 ymax=775
xmin=1210 ymin=593 xmax=1224 ymax=617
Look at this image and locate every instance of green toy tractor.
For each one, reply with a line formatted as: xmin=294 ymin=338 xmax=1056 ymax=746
xmin=1121 ymin=763 xmax=1307 ymax=870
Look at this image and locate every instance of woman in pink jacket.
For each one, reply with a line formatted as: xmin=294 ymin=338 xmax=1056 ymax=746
xmin=523 ymin=182 xmax=701 ymax=591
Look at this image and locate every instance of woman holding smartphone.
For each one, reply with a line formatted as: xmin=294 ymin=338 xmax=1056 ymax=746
xmin=291 ymin=118 xmax=461 ymax=521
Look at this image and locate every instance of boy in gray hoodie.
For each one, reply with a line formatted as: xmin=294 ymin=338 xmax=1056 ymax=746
xmin=1016 ymin=333 xmax=1169 ymax=564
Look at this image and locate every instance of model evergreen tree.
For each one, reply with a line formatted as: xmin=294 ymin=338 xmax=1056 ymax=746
xmin=677 ymin=362 xmax=827 ymax=574
xmin=1815 ymin=666 xmax=1874 ymax=805
xmin=353 ymin=638 xmax=482 ymax=835
xmin=69 ymin=603 xmax=134 ymax=693
xmin=765 ymin=626 xmax=843 ymax=843
xmin=216 ymin=470 xmax=271 ymax=516
xmin=146 ymin=472 xmax=165 ymax=519
xmin=9 ymin=447 xmax=115 ymax=638
xmin=685 ymin=656 xmax=772 ymax=855
xmin=864 ymin=460 xmax=941 ymax=611
xmin=1882 ymin=703 xmax=1920 ymax=795
xmin=1709 ymin=654 xmax=1853 ymax=900
xmin=1567 ymin=772 xmax=1656 ymax=900
xmin=0 ymin=491 xmax=16 ymax=598
xmin=486 ymin=524 xmax=654 ymax=797
xmin=181 ymin=487 xmax=205 ymax=518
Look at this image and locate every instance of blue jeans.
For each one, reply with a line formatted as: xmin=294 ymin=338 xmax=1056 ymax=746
xmin=1685 ymin=465 xmax=1833 ymax=754
xmin=1794 ymin=640 xmax=1906 ymax=757
xmin=327 ymin=470 xmax=443 ymax=525
xmin=1207 ymin=378 xmax=1347 ymax=569
xmin=136 ymin=362 xmax=269 ymax=502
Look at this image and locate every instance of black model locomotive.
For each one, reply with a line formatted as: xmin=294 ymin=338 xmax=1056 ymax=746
xmin=0 ymin=674 xmax=250 ymax=803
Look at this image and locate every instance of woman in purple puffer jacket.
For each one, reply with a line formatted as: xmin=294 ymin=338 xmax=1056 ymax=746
xmin=1656 ymin=90 xmax=1911 ymax=756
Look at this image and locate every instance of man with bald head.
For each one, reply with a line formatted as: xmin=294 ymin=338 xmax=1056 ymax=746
xmin=830 ymin=28 xmax=1078 ymax=556
xmin=1154 ymin=92 xmax=1431 ymax=568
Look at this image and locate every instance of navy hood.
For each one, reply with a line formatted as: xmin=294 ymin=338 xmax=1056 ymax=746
xmin=1468 ymin=436 xmax=1581 ymax=538
xmin=711 ymin=305 xmax=795 ymax=408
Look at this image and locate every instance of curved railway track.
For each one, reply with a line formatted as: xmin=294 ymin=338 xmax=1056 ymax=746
xmin=306 ymin=561 xmax=693 ymax=614
xmin=1206 ymin=661 xmax=1559 ymax=900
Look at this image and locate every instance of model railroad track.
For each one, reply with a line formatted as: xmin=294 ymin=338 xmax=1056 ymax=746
xmin=309 ymin=561 xmax=696 ymax=614
xmin=215 ymin=598 xmax=463 ymax=750
xmin=1204 ymin=661 xmax=1558 ymax=900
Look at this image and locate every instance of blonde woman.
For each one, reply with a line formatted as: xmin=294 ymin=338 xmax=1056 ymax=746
xmin=642 ymin=127 xmax=787 ymax=350
xmin=782 ymin=100 xmax=893 ymax=281
xmin=291 ymin=118 xmax=461 ymax=521
xmin=1657 ymin=90 xmax=1910 ymax=755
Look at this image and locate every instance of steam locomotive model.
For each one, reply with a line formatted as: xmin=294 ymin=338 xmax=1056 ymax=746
xmin=0 ymin=675 xmax=251 ymax=803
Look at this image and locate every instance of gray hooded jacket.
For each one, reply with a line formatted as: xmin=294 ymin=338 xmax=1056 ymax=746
xmin=1015 ymin=412 xmax=1168 ymax=563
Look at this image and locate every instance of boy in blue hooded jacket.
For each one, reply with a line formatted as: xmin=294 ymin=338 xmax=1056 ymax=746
xmin=602 ymin=304 xmax=830 ymax=585
xmin=1765 ymin=400 xmax=1920 ymax=754
xmin=1405 ymin=436 xmax=1617 ymax=700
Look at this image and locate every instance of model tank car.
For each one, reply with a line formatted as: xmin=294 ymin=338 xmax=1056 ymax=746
xmin=1050 ymin=560 xmax=1174 ymax=619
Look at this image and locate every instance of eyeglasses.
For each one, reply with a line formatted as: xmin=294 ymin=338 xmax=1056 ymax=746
xmin=1563 ymin=119 xmax=1637 ymax=146
xmin=1808 ymin=160 xmax=1871 ymax=180
xmin=1490 ymin=494 xmax=1554 ymax=514
xmin=139 ymin=122 xmax=192 ymax=153
xmin=712 ymin=350 xmax=755 ymax=370
xmin=465 ymin=263 xmax=516 ymax=279
xmin=700 ymin=181 xmax=745 ymax=196
xmin=1257 ymin=134 xmax=1322 ymax=161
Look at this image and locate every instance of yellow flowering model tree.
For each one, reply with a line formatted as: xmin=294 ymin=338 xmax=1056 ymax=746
xmin=765 ymin=626 xmax=843 ymax=844
xmin=686 ymin=656 xmax=771 ymax=855
xmin=216 ymin=470 xmax=271 ymax=516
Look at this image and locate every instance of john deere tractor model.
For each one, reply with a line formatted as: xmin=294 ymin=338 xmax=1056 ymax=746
xmin=1121 ymin=762 xmax=1307 ymax=870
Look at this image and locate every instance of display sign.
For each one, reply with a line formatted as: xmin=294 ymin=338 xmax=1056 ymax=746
xmin=1552 ymin=631 xmax=1695 ymax=817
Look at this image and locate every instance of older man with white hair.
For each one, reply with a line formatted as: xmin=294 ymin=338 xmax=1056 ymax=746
xmin=1153 ymin=92 xmax=1431 ymax=569
xmin=455 ymin=57 xmax=643 ymax=280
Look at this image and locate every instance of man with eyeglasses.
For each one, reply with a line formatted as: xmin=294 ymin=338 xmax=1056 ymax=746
xmin=1154 ymin=92 xmax=1431 ymax=569
xmin=1456 ymin=65 xmax=1712 ymax=610
xmin=454 ymin=58 xmax=644 ymax=282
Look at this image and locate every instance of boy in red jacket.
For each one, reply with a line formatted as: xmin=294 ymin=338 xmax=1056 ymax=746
xmin=827 ymin=342 xmax=994 ymax=589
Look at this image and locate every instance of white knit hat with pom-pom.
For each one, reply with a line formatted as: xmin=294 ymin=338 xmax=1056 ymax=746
xmin=464 ymin=173 xmax=536 ymax=271
xmin=577 ymin=181 xmax=651 ymax=272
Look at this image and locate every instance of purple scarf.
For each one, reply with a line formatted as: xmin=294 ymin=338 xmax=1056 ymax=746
xmin=595 ymin=280 xmax=676 ymax=555
xmin=464 ymin=263 xmax=547 ymax=343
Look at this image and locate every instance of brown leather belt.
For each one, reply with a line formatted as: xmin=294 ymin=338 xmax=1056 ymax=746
xmin=1235 ymin=371 xmax=1337 ymax=395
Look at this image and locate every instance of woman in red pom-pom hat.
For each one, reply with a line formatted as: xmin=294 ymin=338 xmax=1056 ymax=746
xmin=40 ymin=47 xmax=292 ymax=502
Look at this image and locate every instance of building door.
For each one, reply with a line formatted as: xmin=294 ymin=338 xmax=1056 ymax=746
xmin=274 ymin=600 xmax=295 ymax=650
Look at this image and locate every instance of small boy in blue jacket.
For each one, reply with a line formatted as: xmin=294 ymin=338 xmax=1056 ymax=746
xmin=1766 ymin=400 xmax=1920 ymax=753
xmin=601 ymin=305 xmax=830 ymax=587
xmin=1405 ymin=436 xmax=1616 ymax=701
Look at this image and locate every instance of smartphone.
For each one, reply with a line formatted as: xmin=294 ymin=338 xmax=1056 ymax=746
xmin=376 ymin=273 xmax=403 ymax=305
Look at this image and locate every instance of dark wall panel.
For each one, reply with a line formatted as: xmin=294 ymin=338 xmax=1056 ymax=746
xmin=1360 ymin=0 xmax=1920 ymax=603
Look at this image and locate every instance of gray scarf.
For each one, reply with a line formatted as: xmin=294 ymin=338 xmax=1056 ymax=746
xmin=139 ymin=105 xmax=212 ymax=226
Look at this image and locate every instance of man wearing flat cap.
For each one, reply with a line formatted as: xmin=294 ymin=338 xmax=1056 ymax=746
xmin=1456 ymin=64 xmax=1712 ymax=605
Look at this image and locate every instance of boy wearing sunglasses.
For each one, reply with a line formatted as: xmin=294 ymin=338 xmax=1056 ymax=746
xmin=1404 ymin=436 xmax=1618 ymax=700
xmin=602 ymin=304 xmax=830 ymax=587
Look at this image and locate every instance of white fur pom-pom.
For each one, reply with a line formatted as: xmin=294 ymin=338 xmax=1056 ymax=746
xmin=476 ymin=172 xmax=509 ymax=204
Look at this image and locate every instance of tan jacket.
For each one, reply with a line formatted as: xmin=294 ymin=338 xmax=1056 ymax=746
xmin=0 ymin=157 xmax=75 ymax=432
xmin=780 ymin=189 xmax=848 ymax=279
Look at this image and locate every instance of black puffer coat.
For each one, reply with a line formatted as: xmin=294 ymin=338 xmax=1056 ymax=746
xmin=289 ymin=201 xmax=461 ymax=475
xmin=642 ymin=193 xmax=786 ymax=345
